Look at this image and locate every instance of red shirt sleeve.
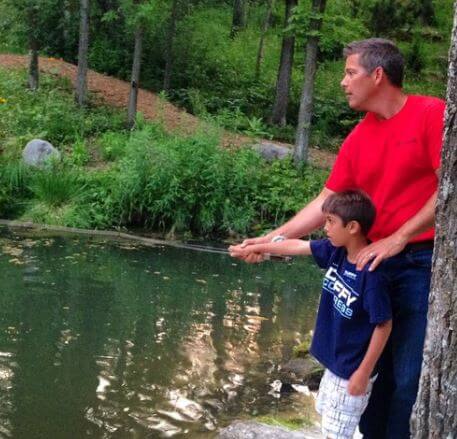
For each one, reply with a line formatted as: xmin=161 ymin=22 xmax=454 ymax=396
xmin=424 ymin=99 xmax=445 ymax=170
xmin=325 ymin=131 xmax=356 ymax=192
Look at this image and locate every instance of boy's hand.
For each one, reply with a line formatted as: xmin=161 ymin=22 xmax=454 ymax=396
xmin=228 ymin=244 xmax=265 ymax=263
xmin=347 ymin=369 xmax=370 ymax=396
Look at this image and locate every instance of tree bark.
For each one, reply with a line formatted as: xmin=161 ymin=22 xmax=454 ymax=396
xmin=62 ymin=0 xmax=72 ymax=60
xmin=411 ymin=6 xmax=457 ymax=437
xmin=163 ymin=0 xmax=179 ymax=93
xmin=27 ymin=4 xmax=39 ymax=91
xmin=75 ymin=0 xmax=90 ymax=107
xmin=255 ymin=0 xmax=275 ymax=81
xmin=294 ymin=0 xmax=326 ymax=165
xmin=270 ymin=0 xmax=297 ymax=126
xmin=230 ymin=0 xmax=247 ymax=38
xmin=128 ymin=26 xmax=143 ymax=128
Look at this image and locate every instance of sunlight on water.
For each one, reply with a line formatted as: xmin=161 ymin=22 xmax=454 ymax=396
xmin=0 ymin=227 xmax=322 ymax=438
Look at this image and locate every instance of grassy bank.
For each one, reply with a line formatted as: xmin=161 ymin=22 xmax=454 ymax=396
xmin=0 ymin=68 xmax=327 ymax=239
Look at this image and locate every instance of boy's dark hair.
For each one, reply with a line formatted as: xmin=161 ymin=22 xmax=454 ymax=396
xmin=321 ymin=189 xmax=376 ymax=236
xmin=343 ymin=38 xmax=404 ymax=88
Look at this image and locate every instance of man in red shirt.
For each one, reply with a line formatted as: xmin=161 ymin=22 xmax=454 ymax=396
xmin=230 ymin=39 xmax=445 ymax=437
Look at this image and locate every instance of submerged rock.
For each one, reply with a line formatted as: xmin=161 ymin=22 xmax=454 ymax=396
xmin=22 ymin=139 xmax=61 ymax=167
xmin=279 ymin=356 xmax=324 ymax=392
xmin=218 ymin=420 xmax=311 ymax=438
xmin=252 ymin=142 xmax=291 ymax=161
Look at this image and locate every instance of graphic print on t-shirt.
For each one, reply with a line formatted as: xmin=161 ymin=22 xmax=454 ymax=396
xmin=323 ymin=265 xmax=358 ymax=319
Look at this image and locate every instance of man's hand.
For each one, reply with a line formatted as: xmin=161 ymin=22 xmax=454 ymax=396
xmin=348 ymin=368 xmax=370 ymax=396
xmin=356 ymin=233 xmax=408 ymax=271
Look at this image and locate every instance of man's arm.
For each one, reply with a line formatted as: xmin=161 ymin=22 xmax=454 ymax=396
xmin=229 ymin=239 xmax=312 ymax=258
xmin=356 ymin=188 xmax=438 ymax=271
xmin=232 ymin=187 xmax=333 ymax=263
xmin=347 ymin=319 xmax=392 ymax=396
xmin=260 ymin=187 xmax=333 ymax=240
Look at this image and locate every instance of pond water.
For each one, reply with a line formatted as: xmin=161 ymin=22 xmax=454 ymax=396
xmin=0 ymin=228 xmax=322 ymax=438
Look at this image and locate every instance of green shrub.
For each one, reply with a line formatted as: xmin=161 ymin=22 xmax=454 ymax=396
xmin=28 ymin=166 xmax=85 ymax=208
xmin=0 ymin=159 xmax=31 ymax=216
xmin=97 ymin=131 xmax=130 ymax=161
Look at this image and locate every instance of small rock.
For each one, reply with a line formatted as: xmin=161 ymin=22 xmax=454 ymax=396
xmin=22 ymin=139 xmax=61 ymax=168
xmin=279 ymin=356 xmax=324 ymax=392
xmin=218 ymin=421 xmax=307 ymax=439
xmin=252 ymin=142 xmax=291 ymax=161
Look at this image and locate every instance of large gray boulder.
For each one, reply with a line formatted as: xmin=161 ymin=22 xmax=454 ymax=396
xmin=218 ymin=421 xmax=309 ymax=439
xmin=252 ymin=142 xmax=291 ymax=161
xmin=22 ymin=139 xmax=61 ymax=167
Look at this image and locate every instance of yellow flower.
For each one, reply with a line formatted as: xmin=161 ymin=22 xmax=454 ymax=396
xmin=0 ymin=97 xmax=7 ymax=104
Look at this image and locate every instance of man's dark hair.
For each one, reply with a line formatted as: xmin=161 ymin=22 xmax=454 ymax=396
xmin=321 ymin=189 xmax=376 ymax=236
xmin=343 ymin=38 xmax=404 ymax=88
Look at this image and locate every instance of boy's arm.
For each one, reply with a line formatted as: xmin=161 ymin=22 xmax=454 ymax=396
xmin=347 ymin=319 xmax=392 ymax=396
xmin=229 ymin=239 xmax=311 ymax=258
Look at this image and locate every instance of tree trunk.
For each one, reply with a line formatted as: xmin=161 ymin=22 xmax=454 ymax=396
xmin=27 ymin=5 xmax=39 ymax=91
xmin=270 ymin=0 xmax=297 ymax=126
xmin=75 ymin=0 xmax=90 ymax=107
xmin=128 ymin=26 xmax=143 ymax=128
xmin=255 ymin=0 xmax=275 ymax=81
xmin=411 ymin=6 xmax=457 ymax=437
xmin=163 ymin=0 xmax=179 ymax=93
xmin=62 ymin=0 xmax=72 ymax=60
xmin=294 ymin=0 xmax=326 ymax=166
xmin=230 ymin=0 xmax=247 ymax=38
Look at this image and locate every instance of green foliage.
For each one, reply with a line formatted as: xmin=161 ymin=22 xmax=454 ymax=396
xmin=97 ymin=131 xmax=130 ymax=161
xmin=405 ymin=34 xmax=426 ymax=76
xmin=70 ymin=138 xmax=90 ymax=166
xmin=0 ymin=69 xmax=125 ymax=146
xmin=254 ymin=159 xmax=327 ymax=229
xmin=0 ymin=159 xmax=31 ymax=216
xmin=104 ymin=127 xmax=266 ymax=235
xmin=0 ymin=69 xmax=328 ymax=236
xmin=28 ymin=165 xmax=85 ymax=207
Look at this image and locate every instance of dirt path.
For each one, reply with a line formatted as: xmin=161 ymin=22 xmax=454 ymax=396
xmin=0 ymin=54 xmax=335 ymax=168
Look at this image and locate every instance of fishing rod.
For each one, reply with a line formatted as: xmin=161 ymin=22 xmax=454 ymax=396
xmin=178 ymin=242 xmax=291 ymax=261
xmin=0 ymin=220 xmax=291 ymax=261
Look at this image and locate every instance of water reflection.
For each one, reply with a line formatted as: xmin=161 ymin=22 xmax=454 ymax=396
xmin=0 ymin=229 xmax=322 ymax=438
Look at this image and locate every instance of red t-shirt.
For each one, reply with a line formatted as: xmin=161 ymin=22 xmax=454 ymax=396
xmin=326 ymin=95 xmax=445 ymax=243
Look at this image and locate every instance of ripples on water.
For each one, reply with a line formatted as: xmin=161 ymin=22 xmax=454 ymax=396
xmin=0 ymin=229 xmax=322 ymax=438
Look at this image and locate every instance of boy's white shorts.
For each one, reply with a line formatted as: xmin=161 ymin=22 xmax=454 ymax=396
xmin=315 ymin=369 xmax=376 ymax=439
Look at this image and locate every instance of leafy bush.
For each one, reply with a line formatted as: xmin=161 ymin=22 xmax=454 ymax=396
xmin=0 ymin=159 xmax=31 ymax=216
xmin=97 ymin=131 xmax=130 ymax=161
xmin=28 ymin=165 xmax=85 ymax=207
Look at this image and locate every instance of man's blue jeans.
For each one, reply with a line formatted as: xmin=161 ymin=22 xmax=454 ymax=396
xmin=359 ymin=248 xmax=433 ymax=439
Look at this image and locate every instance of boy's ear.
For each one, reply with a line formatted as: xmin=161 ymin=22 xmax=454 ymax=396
xmin=347 ymin=220 xmax=361 ymax=234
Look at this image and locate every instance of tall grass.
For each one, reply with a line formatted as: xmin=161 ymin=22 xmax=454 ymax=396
xmin=29 ymin=167 xmax=85 ymax=207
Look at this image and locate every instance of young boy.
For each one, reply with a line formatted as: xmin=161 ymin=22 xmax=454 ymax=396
xmin=229 ymin=190 xmax=392 ymax=438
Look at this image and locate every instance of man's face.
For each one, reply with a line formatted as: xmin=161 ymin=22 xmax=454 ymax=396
xmin=340 ymin=54 xmax=377 ymax=111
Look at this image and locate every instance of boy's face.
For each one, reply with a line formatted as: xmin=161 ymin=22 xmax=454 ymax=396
xmin=323 ymin=213 xmax=352 ymax=247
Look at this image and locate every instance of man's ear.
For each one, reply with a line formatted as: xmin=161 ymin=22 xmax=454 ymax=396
xmin=347 ymin=220 xmax=361 ymax=234
xmin=373 ymin=66 xmax=384 ymax=85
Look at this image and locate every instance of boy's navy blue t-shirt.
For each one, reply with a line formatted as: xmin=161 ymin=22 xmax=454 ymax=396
xmin=310 ymin=239 xmax=392 ymax=380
